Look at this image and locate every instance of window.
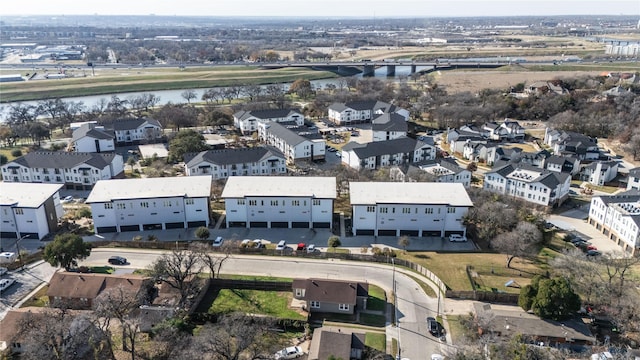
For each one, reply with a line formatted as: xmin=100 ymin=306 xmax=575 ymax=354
xmin=185 ymin=199 xmax=194 ymax=205
xmin=15 ymin=208 xmax=24 ymax=215
xmin=140 ymin=202 xmax=149 ymax=208
xmin=295 ymin=288 xmax=304 ymax=297
xmin=271 ymin=200 xmax=278 ymax=206
xmin=366 ymin=206 xmax=375 ymax=212
xmin=402 ymin=207 xmax=411 ymax=214
xmin=310 ymin=301 xmax=320 ymax=308
xmin=104 ymin=203 xmax=113 ymax=209
xmin=117 ymin=203 xmax=126 ymax=210
xmin=338 ymin=303 xmax=350 ymax=311
xmin=313 ymin=199 xmax=321 ymax=206
xmin=292 ymin=200 xmax=300 ymax=206
xmin=380 ymin=207 xmax=388 ymax=214
xmin=447 ymin=207 xmax=456 ymax=213
xmin=425 ymin=208 xmax=433 ymax=214
xmin=249 ymin=200 xmax=257 ymax=206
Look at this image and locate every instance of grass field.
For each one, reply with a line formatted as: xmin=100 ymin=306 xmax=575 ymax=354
xmin=367 ymin=284 xmax=387 ymax=312
xmin=365 ymin=332 xmax=386 ymax=352
xmin=209 ymin=288 xmax=305 ymax=320
xmin=19 ymin=285 xmax=49 ymax=307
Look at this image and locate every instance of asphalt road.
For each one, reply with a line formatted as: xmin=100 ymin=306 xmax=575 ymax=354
xmin=83 ymin=248 xmax=446 ymax=359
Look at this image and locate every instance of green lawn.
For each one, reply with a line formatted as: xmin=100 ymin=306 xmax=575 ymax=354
xmin=89 ymin=266 xmax=115 ymax=274
xmin=218 ymin=274 xmax=293 ymax=282
xmin=20 ymin=285 xmax=49 ymax=307
xmin=365 ymin=332 xmax=386 ymax=352
xmin=209 ymin=289 xmax=305 ymax=320
xmin=445 ymin=315 xmax=469 ymax=344
xmin=359 ymin=313 xmax=387 ymax=327
xmin=367 ymin=284 xmax=387 ymax=312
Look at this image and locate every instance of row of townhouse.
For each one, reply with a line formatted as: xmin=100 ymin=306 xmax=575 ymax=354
xmin=82 ymin=176 xmax=473 ymax=238
xmin=327 ymin=100 xmax=409 ymax=125
xmin=390 ymin=158 xmax=473 ymax=188
xmin=341 ymin=137 xmax=436 ymax=170
xmin=233 ymin=109 xmax=305 ymax=135
xmin=588 ymin=190 xmax=640 ymax=256
xmin=1 ymin=151 xmax=124 ymax=190
xmin=257 ymin=121 xmax=326 ymax=162
xmin=0 ymin=183 xmax=65 ymax=240
xmin=544 ymin=128 xmax=600 ymax=160
xmin=183 ymin=146 xmax=286 ymax=179
xmin=457 ymin=120 xmax=526 ymax=142
xmin=483 ymin=164 xmax=571 ymax=207
xmin=71 ymin=118 xmax=163 ymax=152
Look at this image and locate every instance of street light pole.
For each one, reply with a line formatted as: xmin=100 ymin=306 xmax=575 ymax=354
xmin=393 ymin=258 xmax=401 ymax=360
xmin=15 ymin=234 xmax=30 ymax=270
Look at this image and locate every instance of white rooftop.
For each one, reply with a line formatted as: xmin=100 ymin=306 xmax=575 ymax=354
xmin=138 ymin=143 xmax=169 ymax=159
xmin=349 ymin=182 xmax=474 ymax=206
xmin=0 ymin=183 xmax=63 ymax=208
xmin=221 ymin=176 xmax=336 ymax=199
xmin=86 ymin=176 xmax=212 ymax=203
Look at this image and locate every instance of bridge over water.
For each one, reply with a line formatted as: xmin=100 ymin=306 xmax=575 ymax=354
xmin=261 ymin=60 xmax=508 ymax=76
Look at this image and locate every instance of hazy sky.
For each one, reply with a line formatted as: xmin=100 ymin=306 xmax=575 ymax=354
xmin=3 ymin=0 xmax=640 ymax=17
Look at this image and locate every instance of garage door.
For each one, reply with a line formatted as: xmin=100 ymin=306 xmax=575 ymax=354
xmin=187 ymin=221 xmax=206 ymax=228
xmin=249 ymin=221 xmax=268 ymax=228
xmin=96 ymin=226 xmax=117 ymax=233
xmin=292 ymin=222 xmax=310 ymax=228
xmin=312 ymin=222 xmax=330 ymax=228
xmin=399 ymin=230 xmax=419 ymax=236
xmin=165 ymin=222 xmax=185 ymax=229
xmin=271 ymin=222 xmax=289 ymax=228
xmin=120 ymin=225 xmax=140 ymax=232
xmin=356 ymin=229 xmax=374 ymax=236
xmin=378 ymin=229 xmax=396 ymax=236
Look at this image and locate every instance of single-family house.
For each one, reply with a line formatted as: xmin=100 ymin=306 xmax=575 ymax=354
xmin=1 ymin=151 xmax=124 ymax=190
xmin=371 ymin=113 xmax=407 ymax=141
xmin=292 ymin=278 xmax=368 ymax=315
xmin=308 ymin=328 xmax=365 ymax=360
xmin=544 ymin=128 xmax=600 ymax=160
xmin=233 ymin=108 xmax=305 ymax=135
xmin=500 ymin=120 xmax=526 ymax=141
xmin=483 ymin=164 xmax=571 ymax=207
xmin=221 ymin=176 xmax=336 ymax=229
xmin=102 ymin=118 xmax=163 ymax=145
xmin=588 ymin=190 xmax=640 ymax=255
xmin=183 ymin=146 xmax=286 ymax=179
xmin=86 ymin=176 xmax=212 ymax=234
xmin=525 ymin=81 xmax=569 ymax=96
xmin=462 ymin=141 xmax=498 ymax=164
xmin=350 ymin=182 xmax=473 ymax=237
xmin=0 ymin=183 xmax=64 ymax=240
xmin=482 ymin=122 xmax=509 ymax=141
xmin=392 ymin=158 xmax=472 ymax=187
xmin=544 ymin=155 xmax=580 ymax=176
xmin=257 ymin=122 xmax=325 ymax=163
xmin=341 ymin=137 xmax=436 ymax=171
xmin=581 ymin=160 xmax=619 ymax=186
xmin=626 ymin=167 xmax=640 ymax=191
xmin=446 ymin=128 xmax=484 ymax=145
xmin=71 ymin=123 xmax=115 ymax=153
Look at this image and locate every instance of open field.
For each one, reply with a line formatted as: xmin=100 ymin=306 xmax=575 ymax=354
xmin=209 ymin=288 xmax=306 ymax=320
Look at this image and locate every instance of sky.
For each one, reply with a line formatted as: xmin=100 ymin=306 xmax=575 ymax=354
xmin=2 ymin=0 xmax=639 ymax=17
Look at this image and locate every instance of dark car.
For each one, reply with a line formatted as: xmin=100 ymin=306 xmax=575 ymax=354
xmin=427 ymin=317 xmax=440 ymax=336
xmin=108 ymin=256 xmax=127 ymax=265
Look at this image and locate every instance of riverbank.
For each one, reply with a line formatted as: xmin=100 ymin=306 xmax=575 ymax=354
xmin=0 ymin=66 xmax=338 ymax=103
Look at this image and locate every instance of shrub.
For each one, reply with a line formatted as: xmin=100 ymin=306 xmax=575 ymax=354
xmin=11 ymin=149 xmax=22 ymax=157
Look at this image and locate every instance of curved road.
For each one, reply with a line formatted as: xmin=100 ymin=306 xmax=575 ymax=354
xmin=84 ymin=248 xmax=446 ymax=359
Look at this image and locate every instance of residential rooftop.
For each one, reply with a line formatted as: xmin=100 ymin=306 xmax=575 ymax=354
xmin=221 ymin=176 xmax=336 ymax=199
xmin=0 ymin=183 xmax=63 ymax=208
xmin=349 ymin=182 xmax=473 ymax=206
xmin=86 ymin=176 xmax=212 ymax=203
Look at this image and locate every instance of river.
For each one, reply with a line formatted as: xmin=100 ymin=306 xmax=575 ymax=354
xmin=0 ymin=65 xmax=426 ymax=121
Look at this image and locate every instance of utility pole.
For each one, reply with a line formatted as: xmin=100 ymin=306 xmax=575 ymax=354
xmin=393 ymin=258 xmax=401 ymax=360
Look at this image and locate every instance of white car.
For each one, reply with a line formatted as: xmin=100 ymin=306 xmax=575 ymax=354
xmin=274 ymin=346 xmax=303 ymax=359
xmin=449 ymin=234 xmax=467 ymax=242
xmin=306 ymin=244 xmax=316 ymax=253
xmin=276 ymin=240 xmax=287 ymax=251
xmin=212 ymin=236 xmax=224 ymax=247
xmin=61 ymin=195 xmax=74 ymax=203
xmin=0 ymin=278 xmax=16 ymax=293
xmin=431 ymin=355 xmax=445 ymax=360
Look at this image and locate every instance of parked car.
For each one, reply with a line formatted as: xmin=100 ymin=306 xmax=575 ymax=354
xmin=586 ymin=250 xmax=602 ymax=257
xmin=212 ymin=236 xmax=224 ymax=247
xmin=307 ymin=244 xmax=316 ymax=253
xmin=241 ymin=239 xmax=252 ymax=247
xmin=61 ymin=195 xmax=74 ymax=203
xmin=274 ymin=346 xmax=303 ymax=359
xmin=276 ymin=240 xmax=287 ymax=251
xmin=431 ymin=355 xmax=445 ymax=360
xmin=0 ymin=278 xmax=16 ymax=293
xmin=449 ymin=234 xmax=467 ymax=242
xmin=252 ymin=239 xmax=265 ymax=248
xmin=427 ymin=316 xmax=440 ymax=336
xmin=108 ymin=256 xmax=127 ymax=265
xmin=296 ymin=243 xmax=306 ymax=251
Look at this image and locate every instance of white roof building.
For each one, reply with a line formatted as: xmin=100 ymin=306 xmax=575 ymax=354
xmin=588 ymin=190 xmax=640 ymax=256
xmin=86 ymin=176 xmax=212 ymax=233
xmin=0 ymin=183 xmax=64 ymax=240
xmin=222 ymin=176 xmax=336 ymax=229
xmin=350 ymin=182 xmax=473 ymax=237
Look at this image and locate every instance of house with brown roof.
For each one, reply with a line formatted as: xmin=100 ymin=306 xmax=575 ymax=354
xmin=47 ymin=272 xmax=151 ymax=310
xmin=292 ymin=278 xmax=368 ymax=315
xmin=308 ymin=327 xmax=366 ymax=360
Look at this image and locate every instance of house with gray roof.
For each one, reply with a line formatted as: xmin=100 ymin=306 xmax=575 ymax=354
xmin=183 ymin=146 xmax=286 ymax=179
xmin=483 ymin=164 xmax=571 ymax=207
xmin=1 ymin=151 xmax=124 ymax=190
xmin=71 ymin=123 xmax=115 ymax=153
xmin=371 ymin=113 xmax=407 ymax=141
xmin=462 ymin=141 xmax=499 ymax=164
xmin=327 ymin=100 xmax=408 ymax=125
xmin=102 ymin=117 xmax=162 ymax=145
xmin=626 ymin=167 xmax=640 ymax=191
xmin=308 ymin=328 xmax=365 ymax=360
xmin=544 ymin=155 xmax=580 ymax=176
xmin=544 ymin=128 xmax=600 ymax=160
xmin=233 ymin=108 xmax=304 ymax=135
xmin=580 ymin=160 xmax=619 ymax=186
xmin=341 ymin=137 xmax=436 ymax=170
xmin=391 ymin=158 xmax=472 ymax=187
xmin=292 ymin=278 xmax=368 ymax=315
xmin=589 ymin=190 xmax=640 ymax=255
xmin=257 ymin=121 xmax=325 ymax=163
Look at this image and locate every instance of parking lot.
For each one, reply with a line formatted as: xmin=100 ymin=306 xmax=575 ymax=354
xmin=0 ymin=261 xmax=58 ymax=320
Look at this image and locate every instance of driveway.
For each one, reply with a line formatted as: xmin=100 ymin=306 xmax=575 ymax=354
xmin=0 ymin=261 xmax=58 ymax=320
xmin=547 ymin=206 xmax=624 ymax=255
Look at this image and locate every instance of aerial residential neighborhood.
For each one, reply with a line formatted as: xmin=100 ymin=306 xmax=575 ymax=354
xmin=1 ymin=8 xmax=640 ymax=360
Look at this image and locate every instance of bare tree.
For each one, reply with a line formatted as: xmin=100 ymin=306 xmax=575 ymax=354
xmin=147 ymin=250 xmax=202 ymax=309
xmin=181 ymin=89 xmax=198 ymax=104
xmin=191 ymin=242 xmax=231 ymax=279
xmin=492 ymin=221 xmax=542 ymax=268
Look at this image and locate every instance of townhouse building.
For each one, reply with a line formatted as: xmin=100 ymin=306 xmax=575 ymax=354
xmin=327 ymin=100 xmax=408 ymax=125
xmin=544 ymin=155 xmax=580 ymax=176
xmin=544 ymin=128 xmax=600 ymax=160
xmin=87 ymin=176 xmax=212 ymax=234
xmin=0 ymin=183 xmax=64 ymax=240
xmin=221 ymin=176 xmax=336 ymax=229
xmin=183 ymin=146 xmax=286 ymax=179
xmin=341 ymin=137 xmax=436 ymax=171
xmin=588 ymin=190 xmax=640 ymax=255
xmin=71 ymin=123 xmax=115 ymax=153
xmin=102 ymin=118 xmax=163 ymax=145
xmin=581 ymin=160 xmax=619 ymax=186
xmin=257 ymin=121 xmax=325 ymax=163
xmin=350 ymin=182 xmax=473 ymax=237
xmin=627 ymin=167 xmax=640 ymax=191
xmin=233 ymin=108 xmax=304 ymax=135
xmin=371 ymin=113 xmax=407 ymax=142
xmin=483 ymin=164 xmax=571 ymax=207
xmin=1 ymin=151 xmax=124 ymax=190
